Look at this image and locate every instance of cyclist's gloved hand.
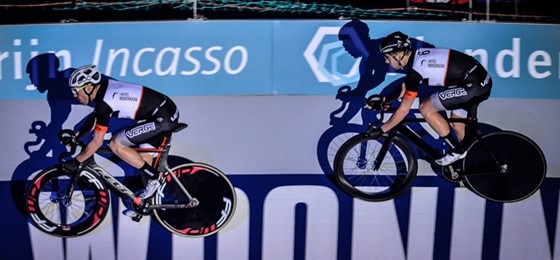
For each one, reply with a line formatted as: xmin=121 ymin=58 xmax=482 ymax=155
xmin=365 ymin=94 xmax=388 ymax=110
xmin=62 ymin=158 xmax=81 ymax=173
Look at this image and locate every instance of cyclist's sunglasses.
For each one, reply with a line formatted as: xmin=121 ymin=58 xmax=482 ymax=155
xmin=71 ymin=83 xmax=91 ymax=95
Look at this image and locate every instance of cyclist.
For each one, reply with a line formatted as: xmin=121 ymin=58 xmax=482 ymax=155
xmin=62 ymin=64 xmax=180 ymax=216
xmin=337 ymin=19 xmax=435 ymax=97
xmin=336 ymin=20 xmax=443 ymax=153
xmin=367 ymin=31 xmax=492 ymax=166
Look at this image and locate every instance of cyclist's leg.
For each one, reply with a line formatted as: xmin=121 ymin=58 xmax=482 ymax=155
xmin=110 ymin=124 xmax=163 ymax=189
xmin=115 ymin=130 xmax=169 ymax=217
xmin=113 ymin=122 xmax=177 ymax=202
xmin=110 ymin=109 xmax=178 ymax=178
xmin=110 ymin=132 xmax=149 ymax=169
xmin=421 ymin=91 xmax=468 ymax=165
xmin=419 ymin=95 xmax=464 ymax=155
xmin=450 ymin=109 xmax=467 ymax=142
xmin=419 ymin=96 xmax=452 ymax=137
xmin=110 ymin=96 xmax=179 ymax=166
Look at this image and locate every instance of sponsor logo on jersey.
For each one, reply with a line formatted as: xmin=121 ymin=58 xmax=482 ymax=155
xmin=112 ymin=92 xmax=138 ymax=102
xmin=439 ymin=88 xmax=468 ymax=100
xmin=421 ymin=58 xmax=444 ymax=68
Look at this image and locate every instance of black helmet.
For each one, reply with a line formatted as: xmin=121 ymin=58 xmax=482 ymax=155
xmin=380 ymin=31 xmax=411 ymax=54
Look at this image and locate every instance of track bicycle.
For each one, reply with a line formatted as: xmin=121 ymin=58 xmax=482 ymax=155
xmin=317 ymin=86 xmax=448 ymax=178
xmin=25 ymin=123 xmax=236 ymax=237
xmin=333 ymin=96 xmax=547 ymax=202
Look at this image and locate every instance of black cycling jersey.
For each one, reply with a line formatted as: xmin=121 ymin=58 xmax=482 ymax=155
xmin=403 ymin=48 xmax=492 ymax=110
xmin=91 ymin=79 xmax=179 ymax=147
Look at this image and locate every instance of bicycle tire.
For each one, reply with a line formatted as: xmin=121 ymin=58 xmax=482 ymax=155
xmin=333 ymin=134 xmax=418 ymax=201
xmin=25 ymin=166 xmax=109 ymax=237
xmin=152 ymin=162 xmax=236 ymax=237
xmin=462 ymin=131 xmax=547 ymax=202
xmin=316 ymin=124 xmax=367 ymax=180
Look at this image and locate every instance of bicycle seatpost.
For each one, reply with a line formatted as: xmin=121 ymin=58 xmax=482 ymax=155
xmin=464 ymin=104 xmax=479 ymax=140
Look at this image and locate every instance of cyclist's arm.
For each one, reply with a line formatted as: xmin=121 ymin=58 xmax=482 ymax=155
xmin=75 ymin=102 xmax=111 ymax=163
xmin=364 ymin=82 xmax=405 ymax=110
xmin=75 ymin=112 xmax=96 ymax=140
xmin=75 ymin=125 xmax=106 ymax=163
xmin=380 ymin=90 xmax=416 ymax=133
xmin=384 ymin=82 xmax=406 ymax=103
xmin=379 ymin=68 xmax=422 ymax=132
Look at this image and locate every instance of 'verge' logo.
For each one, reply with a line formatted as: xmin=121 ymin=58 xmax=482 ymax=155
xmin=126 ymin=122 xmax=156 ymax=138
xmin=438 ymin=88 xmax=468 ymax=100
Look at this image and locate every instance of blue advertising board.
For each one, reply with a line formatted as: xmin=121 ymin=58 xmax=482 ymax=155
xmin=1 ymin=21 xmax=559 ymax=99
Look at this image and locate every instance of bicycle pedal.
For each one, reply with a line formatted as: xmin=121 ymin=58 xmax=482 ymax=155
xmin=132 ymin=199 xmax=152 ymax=215
xmin=132 ymin=214 xmax=143 ymax=222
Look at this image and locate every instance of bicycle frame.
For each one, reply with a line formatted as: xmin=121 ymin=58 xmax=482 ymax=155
xmin=61 ymin=123 xmax=198 ymax=212
xmin=367 ymin=104 xmax=482 ymax=170
xmin=82 ymin=162 xmax=136 ymax=200
xmin=334 ymin=99 xmax=547 ymax=202
xmin=27 ymin=125 xmax=236 ymax=237
xmin=78 ymin=160 xmax=198 ymax=211
xmin=391 ymin=116 xmax=478 ymax=161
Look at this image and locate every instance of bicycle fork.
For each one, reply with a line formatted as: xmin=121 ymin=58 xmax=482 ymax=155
xmin=52 ymin=167 xmax=82 ymax=225
xmin=367 ymin=132 xmax=396 ymax=171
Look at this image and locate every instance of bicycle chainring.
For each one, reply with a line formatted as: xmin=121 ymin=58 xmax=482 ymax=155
xmin=441 ymin=166 xmax=465 ymax=185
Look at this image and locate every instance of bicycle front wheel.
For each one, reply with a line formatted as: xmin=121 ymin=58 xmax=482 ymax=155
xmin=25 ymin=166 xmax=109 ymax=237
xmin=333 ymin=134 xmax=417 ymax=201
xmin=463 ymin=131 xmax=547 ymax=202
xmin=153 ymin=163 xmax=236 ymax=237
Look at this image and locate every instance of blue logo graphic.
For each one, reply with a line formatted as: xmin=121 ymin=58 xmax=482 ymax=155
xmin=303 ymin=26 xmax=360 ymax=87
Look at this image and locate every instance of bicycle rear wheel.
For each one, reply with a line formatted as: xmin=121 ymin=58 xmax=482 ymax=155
xmin=463 ymin=131 xmax=546 ymax=202
xmin=152 ymin=162 xmax=236 ymax=237
xmin=333 ymin=134 xmax=417 ymax=201
xmin=25 ymin=166 xmax=109 ymax=237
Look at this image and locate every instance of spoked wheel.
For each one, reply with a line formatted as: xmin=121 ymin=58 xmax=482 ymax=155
xmin=333 ymin=134 xmax=418 ymax=201
xmin=316 ymin=124 xmax=366 ymax=182
xmin=463 ymin=131 xmax=546 ymax=202
xmin=152 ymin=163 xmax=236 ymax=237
xmin=25 ymin=166 xmax=109 ymax=237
